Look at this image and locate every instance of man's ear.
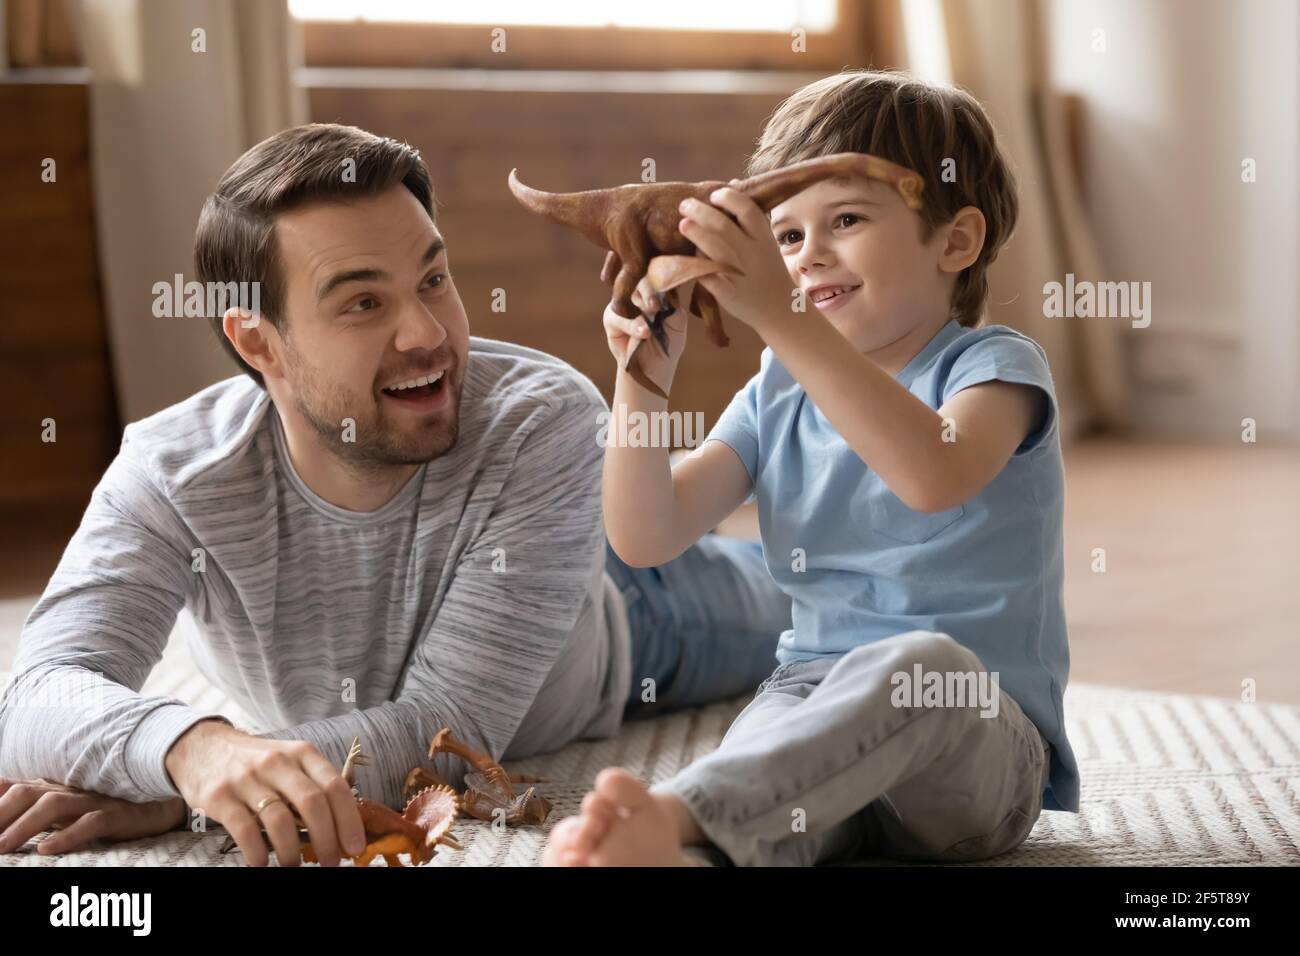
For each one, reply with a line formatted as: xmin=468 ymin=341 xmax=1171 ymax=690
xmin=222 ymin=307 xmax=284 ymax=381
xmin=936 ymin=206 xmax=987 ymax=274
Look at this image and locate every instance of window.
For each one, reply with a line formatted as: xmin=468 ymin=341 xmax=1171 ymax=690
xmin=293 ymin=0 xmax=897 ymax=72
xmin=290 ymin=0 xmax=837 ymax=32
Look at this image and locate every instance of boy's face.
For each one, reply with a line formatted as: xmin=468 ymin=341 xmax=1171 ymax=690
xmin=769 ymin=175 xmax=955 ymax=354
xmin=262 ymin=185 xmax=469 ymax=467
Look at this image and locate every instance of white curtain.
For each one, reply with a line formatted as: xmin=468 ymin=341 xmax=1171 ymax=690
xmin=79 ymin=0 xmax=307 ymax=422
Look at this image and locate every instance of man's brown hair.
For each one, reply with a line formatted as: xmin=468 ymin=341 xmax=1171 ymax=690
xmin=194 ymin=123 xmax=434 ymax=387
xmin=747 ymin=70 xmax=1018 ymax=327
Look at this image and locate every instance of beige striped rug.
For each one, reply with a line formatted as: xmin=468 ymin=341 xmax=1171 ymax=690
xmin=2 ymin=630 xmax=1297 ymax=866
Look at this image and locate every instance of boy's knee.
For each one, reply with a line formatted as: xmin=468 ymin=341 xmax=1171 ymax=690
xmin=939 ymin=799 xmax=1041 ymax=862
xmin=874 ymin=630 xmax=984 ymax=675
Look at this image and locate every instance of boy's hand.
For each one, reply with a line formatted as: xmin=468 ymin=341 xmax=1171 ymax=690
xmin=603 ymin=278 xmax=696 ymax=398
xmin=0 ymin=776 xmax=186 ymax=855
xmin=677 ymin=184 xmax=796 ymax=335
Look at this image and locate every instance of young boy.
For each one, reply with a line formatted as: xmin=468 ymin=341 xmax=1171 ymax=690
xmin=544 ymin=70 xmax=1080 ymax=867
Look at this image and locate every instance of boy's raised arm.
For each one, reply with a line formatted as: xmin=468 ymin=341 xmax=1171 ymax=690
xmin=601 ymin=297 xmax=754 ymax=568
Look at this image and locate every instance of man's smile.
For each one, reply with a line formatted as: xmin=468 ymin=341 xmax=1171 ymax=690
xmin=380 ymin=365 xmax=451 ymax=411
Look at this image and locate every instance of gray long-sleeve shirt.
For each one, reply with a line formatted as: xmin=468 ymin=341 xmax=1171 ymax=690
xmin=0 ymin=337 xmax=631 ymax=810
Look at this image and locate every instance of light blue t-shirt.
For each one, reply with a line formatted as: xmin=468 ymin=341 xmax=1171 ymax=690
xmin=706 ymin=318 xmax=1079 ymax=812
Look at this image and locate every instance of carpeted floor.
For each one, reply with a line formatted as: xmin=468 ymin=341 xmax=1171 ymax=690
xmin=2 ymin=627 xmax=1297 ymax=867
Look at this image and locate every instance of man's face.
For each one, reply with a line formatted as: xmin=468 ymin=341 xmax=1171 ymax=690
xmin=268 ymin=185 xmax=469 ymax=467
xmin=769 ymin=175 xmax=953 ymax=354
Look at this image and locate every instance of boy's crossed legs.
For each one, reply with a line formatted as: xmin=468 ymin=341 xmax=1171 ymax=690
xmin=544 ymin=630 xmax=1050 ymax=866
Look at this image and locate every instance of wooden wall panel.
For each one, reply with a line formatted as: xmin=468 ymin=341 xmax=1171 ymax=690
xmin=0 ymin=82 xmax=118 ymax=520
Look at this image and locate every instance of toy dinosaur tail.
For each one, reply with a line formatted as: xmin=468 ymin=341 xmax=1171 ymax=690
xmin=508 ymin=169 xmax=613 ymax=248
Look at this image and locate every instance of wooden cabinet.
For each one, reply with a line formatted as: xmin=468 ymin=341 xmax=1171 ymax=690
xmin=0 ymin=81 xmax=118 ymax=539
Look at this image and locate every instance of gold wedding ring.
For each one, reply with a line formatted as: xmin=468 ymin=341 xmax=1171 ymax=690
xmin=253 ymin=794 xmax=284 ymax=816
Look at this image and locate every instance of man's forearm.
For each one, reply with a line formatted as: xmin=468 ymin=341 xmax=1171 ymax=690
xmin=0 ymin=662 xmax=230 ymax=804
xmin=253 ymin=694 xmax=466 ymax=812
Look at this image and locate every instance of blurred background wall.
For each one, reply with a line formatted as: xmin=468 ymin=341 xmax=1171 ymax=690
xmin=4 ymin=1 xmax=1295 ymax=504
xmin=1047 ymin=0 xmax=1298 ymax=438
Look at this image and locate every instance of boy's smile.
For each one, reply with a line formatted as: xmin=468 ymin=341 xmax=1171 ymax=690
xmin=770 ymin=175 xmax=957 ymax=371
xmin=806 ymin=282 xmax=863 ymax=310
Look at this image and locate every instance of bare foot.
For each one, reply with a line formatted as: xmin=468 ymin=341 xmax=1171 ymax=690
xmin=541 ymin=768 xmax=694 ymax=866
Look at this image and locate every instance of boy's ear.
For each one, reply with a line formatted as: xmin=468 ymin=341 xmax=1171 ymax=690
xmin=222 ymin=307 xmax=284 ymax=382
xmin=936 ymin=206 xmax=987 ymax=274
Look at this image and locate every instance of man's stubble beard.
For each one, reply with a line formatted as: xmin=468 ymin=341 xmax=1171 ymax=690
xmin=285 ymin=340 xmax=461 ymax=469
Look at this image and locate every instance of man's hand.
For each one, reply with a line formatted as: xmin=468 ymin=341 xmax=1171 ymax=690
xmin=0 ymin=777 xmax=185 ymax=855
xmin=165 ymin=719 xmax=366 ymax=867
xmin=677 ymin=184 xmax=796 ymax=335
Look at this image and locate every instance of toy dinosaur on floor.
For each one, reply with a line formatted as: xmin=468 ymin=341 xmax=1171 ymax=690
xmin=508 ymin=152 xmax=925 ymax=397
xmin=217 ymin=729 xmax=551 ymax=866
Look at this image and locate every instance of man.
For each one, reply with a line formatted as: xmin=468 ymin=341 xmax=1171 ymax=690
xmin=0 ymin=124 xmax=791 ymax=866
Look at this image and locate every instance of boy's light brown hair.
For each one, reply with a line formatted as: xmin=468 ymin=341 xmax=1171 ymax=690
xmin=747 ymin=70 xmax=1018 ymax=328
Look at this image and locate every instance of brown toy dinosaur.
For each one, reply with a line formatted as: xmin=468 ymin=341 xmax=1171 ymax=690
xmin=403 ymin=727 xmax=552 ymax=827
xmin=218 ymin=736 xmax=463 ymax=867
xmin=219 ymin=727 xmax=558 ymax=867
xmin=508 ymin=152 xmax=925 ymax=397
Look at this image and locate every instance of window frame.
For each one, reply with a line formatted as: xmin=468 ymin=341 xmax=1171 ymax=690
xmin=299 ymin=0 xmax=900 ymax=71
